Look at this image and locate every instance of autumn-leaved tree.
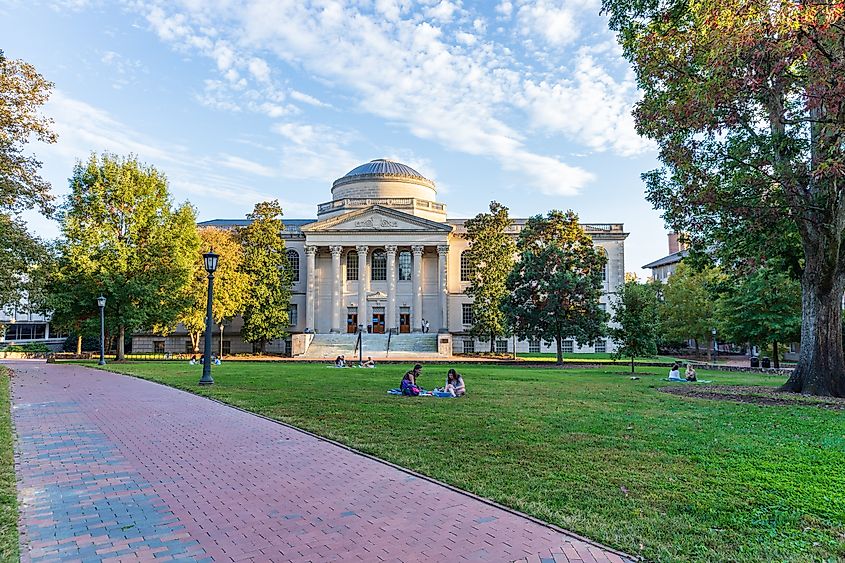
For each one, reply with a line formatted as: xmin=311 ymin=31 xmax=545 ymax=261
xmin=603 ymin=0 xmax=845 ymax=395
xmin=503 ymin=210 xmax=608 ymax=364
xmin=58 ymin=153 xmax=200 ymax=360
xmin=0 ymin=50 xmax=56 ymax=307
xmin=238 ymin=200 xmax=292 ymax=354
xmin=464 ymin=201 xmax=515 ymax=352
xmin=610 ymin=278 xmax=660 ymax=373
xmin=176 ymin=227 xmax=249 ymax=354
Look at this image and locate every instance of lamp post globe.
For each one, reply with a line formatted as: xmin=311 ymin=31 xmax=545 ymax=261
xmin=199 ymin=248 xmax=219 ymax=385
xmin=97 ymin=296 xmax=106 ymax=365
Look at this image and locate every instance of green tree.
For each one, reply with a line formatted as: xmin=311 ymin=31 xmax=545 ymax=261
xmin=177 ymin=227 xmax=249 ymax=353
xmin=717 ymin=263 xmax=802 ymax=369
xmin=602 ymin=0 xmax=845 ymax=395
xmin=58 ymin=153 xmax=199 ymax=360
xmin=0 ymin=51 xmax=56 ymax=307
xmin=464 ymin=201 xmax=516 ymax=352
xmin=503 ymin=210 xmax=608 ymax=364
xmin=610 ymin=278 xmax=660 ymax=373
xmin=660 ymin=262 xmax=719 ymax=359
xmin=238 ymin=200 xmax=292 ymax=354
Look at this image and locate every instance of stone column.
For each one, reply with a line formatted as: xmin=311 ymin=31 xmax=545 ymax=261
xmin=411 ymin=245 xmax=424 ymax=332
xmin=437 ymin=244 xmax=449 ymax=333
xmin=356 ymin=245 xmax=368 ymax=333
xmin=305 ymin=245 xmax=317 ymax=332
xmin=330 ymin=245 xmax=343 ymax=333
xmin=385 ymin=245 xmax=397 ymax=333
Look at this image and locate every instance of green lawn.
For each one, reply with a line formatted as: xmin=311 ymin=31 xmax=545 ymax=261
xmin=0 ymin=367 xmax=18 ymax=562
xmin=95 ymin=361 xmax=845 ymax=562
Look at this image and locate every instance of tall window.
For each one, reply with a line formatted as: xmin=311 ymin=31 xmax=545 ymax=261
xmin=288 ymin=304 xmax=298 ymax=326
xmin=398 ymin=251 xmax=411 ymax=281
xmin=153 ymin=341 xmax=165 ymax=353
xmin=563 ymin=340 xmax=574 ymax=354
xmin=460 ymin=251 xmax=475 ymax=282
xmin=594 ymin=339 xmax=607 ymax=353
xmin=529 ymin=339 xmax=541 ymax=353
xmin=462 ymin=303 xmax=474 ymax=325
xmin=286 ymin=249 xmax=300 ymax=282
xmin=597 ymin=246 xmax=608 ymax=282
xmin=495 ymin=340 xmax=508 ymax=353
xmin=371 ymin=250 xmax=387 ymax=281
xmin=463 ymin=339 xmax=475 ymax=353
xmin=346 ymin=251 xmax=358 ymax=280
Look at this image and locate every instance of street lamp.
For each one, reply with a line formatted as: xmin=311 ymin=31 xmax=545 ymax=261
xmin=97 ymin=296 xmax=106 ymax=365
xmin=712 ymin=327 xmax=718 ymax=365
xmin=199 ymin=247 xmax=219 ymax=385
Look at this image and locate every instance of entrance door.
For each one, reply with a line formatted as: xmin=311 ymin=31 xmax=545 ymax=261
xmin=346 ymin=313 xmax=358 ymax=333
xmin=372 ymin=307 xmax=385 ymax=334
xmin=399 ymin=313 xmax=411 ymax=333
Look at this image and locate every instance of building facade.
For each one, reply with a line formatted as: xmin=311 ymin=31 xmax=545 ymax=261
xmin=133 ymin=159 xmax=628 ymax=355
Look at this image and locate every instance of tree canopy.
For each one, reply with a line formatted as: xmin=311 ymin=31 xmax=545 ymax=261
xmin=238 ymin=200 xmax=292 ymax=353
xmin=58 ymin=153 xmax=199 ymax=360
xmin=659 ymin=262 xmax=719 ymax=357
xmin=610 ymin=278 xmax=660 ymax=372
xmin=602 ymin=0 xmax=845 ymax=395
xmin=0 ymin=51 xmax=55 ymax=309
xmin=463 ymin=201 xmax=515 ymax=352
xmin=177 ymin=227 xmax=249 ymax=353
xmin=504 ymin=210 xmax=607 ymax=364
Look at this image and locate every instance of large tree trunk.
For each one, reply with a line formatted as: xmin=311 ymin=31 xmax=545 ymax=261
xmin=75 ymin=335 xmax=82 ymax=355
xmin=694 ymin=338 xmax=699 ymax=357
xmin=772 ymin=341 xmax=780 ymax=369
xmin=781 ymin=262 xmax=845 ymax=397
xmin=116 ymin=325 xmax=125 ymax=361
xmin=191 ymin=332 xmax=200 ymax=354
xmin=555 ymin=334 xmax=563 ymax=365
xmin=631 ymin=356 xmax=635 ymax=374
xmin=490 ymin=330 xmax=495 ymax=353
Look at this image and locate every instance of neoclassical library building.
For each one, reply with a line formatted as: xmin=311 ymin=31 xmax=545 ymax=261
xmin=133 ymin=159 xmax=628 ymax=357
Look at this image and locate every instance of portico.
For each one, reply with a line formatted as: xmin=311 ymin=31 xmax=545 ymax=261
xmin=300 ymin=205 xmax=452 ymax=334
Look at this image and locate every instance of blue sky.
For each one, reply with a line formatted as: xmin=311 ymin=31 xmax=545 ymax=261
xmin=2 ymin=0 xmax=672 ymax=275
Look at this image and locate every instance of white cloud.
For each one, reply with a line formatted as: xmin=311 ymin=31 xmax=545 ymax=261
xmin=290 ymin=90 xmax=331 ymax=108
xmin=130 ymin=0 xmax=651 ymax=196
xmin=248 ymin=57 xmax=271 ymax=82
xmin=217 ymin=154 xmax=276 ymax=177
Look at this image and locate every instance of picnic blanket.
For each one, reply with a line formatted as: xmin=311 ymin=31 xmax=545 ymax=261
xmin=664 ymin=378 xmax=713 ymax=383
xmin=387 ymin=388 xmax=449 ymax=397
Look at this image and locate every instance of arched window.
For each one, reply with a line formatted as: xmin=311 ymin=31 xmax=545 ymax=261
xmin=346 ymin=251 xmax=358 ymax=280
xmin=371 ymin=250 xmax=387 ymax=281
xmin=460 ymin=251 xmax=475 ymax=282
xmin=398 ymin=251 xmax=411 ymax=281
xmin=286 ymin=249 xmax=300 ymax=282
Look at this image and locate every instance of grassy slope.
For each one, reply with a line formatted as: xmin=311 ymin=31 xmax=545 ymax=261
xmin=0 ymin=367 xmax=18 ymax=562
xmin=99 ymin=361 xmax=845 ymax=562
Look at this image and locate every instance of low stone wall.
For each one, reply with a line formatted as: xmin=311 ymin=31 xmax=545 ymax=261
xmin=690 ymin=364 xmax=794 ymax=376
xmin=1 ymin=351 xmax=49 ymax=359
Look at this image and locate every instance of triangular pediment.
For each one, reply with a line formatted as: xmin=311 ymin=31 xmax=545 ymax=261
xmin=301 ymin=205 xmax=453 ymax=233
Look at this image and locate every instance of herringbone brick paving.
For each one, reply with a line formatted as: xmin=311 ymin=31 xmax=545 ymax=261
xmin=7 ymin=361 xmax=632 ymax=562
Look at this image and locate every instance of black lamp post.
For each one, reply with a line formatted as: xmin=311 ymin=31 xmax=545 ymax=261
xmin=199 ymin=247 xmax=219 ymax=385
xmin=712 ymin=327 xmax=718 ymax=364
xmin=97 ymin=296 xmax=106 ymax=365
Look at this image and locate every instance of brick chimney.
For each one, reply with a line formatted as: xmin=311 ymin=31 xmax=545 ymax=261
xmin=668 ymin=233 xmax=680 ymax=254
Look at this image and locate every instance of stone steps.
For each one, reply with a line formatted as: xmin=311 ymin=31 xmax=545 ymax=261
xmin=302 ymin=333 xmax=443 ymax=358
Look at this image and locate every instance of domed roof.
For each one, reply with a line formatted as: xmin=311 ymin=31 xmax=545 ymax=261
xmin=332 ymin=159 xmax=434 ymax=189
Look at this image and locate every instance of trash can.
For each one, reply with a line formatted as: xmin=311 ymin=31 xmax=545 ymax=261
xmin=761 ymin=357 xmax=771 ymax=368
xmin=750 ymin=357 xmax=759 ymax=368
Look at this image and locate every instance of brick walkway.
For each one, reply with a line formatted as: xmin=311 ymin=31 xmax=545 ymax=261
xmin=7 ymin=361 xmax=632 ymax=563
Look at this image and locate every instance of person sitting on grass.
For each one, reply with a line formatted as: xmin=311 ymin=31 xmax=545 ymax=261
xmin=334 ymin=355 xmax=346 ymax=368
xmin=668 ymin=362 xmax=684 ymax=381
xmin=444 ymin=368 xmax=466 ymax=397
xmin=400 ymin=364 xmax=422 ymax=396
xmin=362 ymin=356 xmax=375 ymax=368
xmin=189 ymin=354 xmax=197 ymax=365
xmin=685 ymin=363 xmax=697 ymax=382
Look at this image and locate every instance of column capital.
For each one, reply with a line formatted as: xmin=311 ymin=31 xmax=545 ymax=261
xmin=411 ymin=245 xmax=425 ymax=254
xmin=355 ymin=244 xmax=369 ymax=254
xmin=304 ymin=245 xmax=318 ymax=255
xmin=329 ymin=245 xmax=343 ymax=255
xmin=437 ymin=244 xmax=449 ymax=255
xmin=384 ymin=244 xmax=398 ymax=254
